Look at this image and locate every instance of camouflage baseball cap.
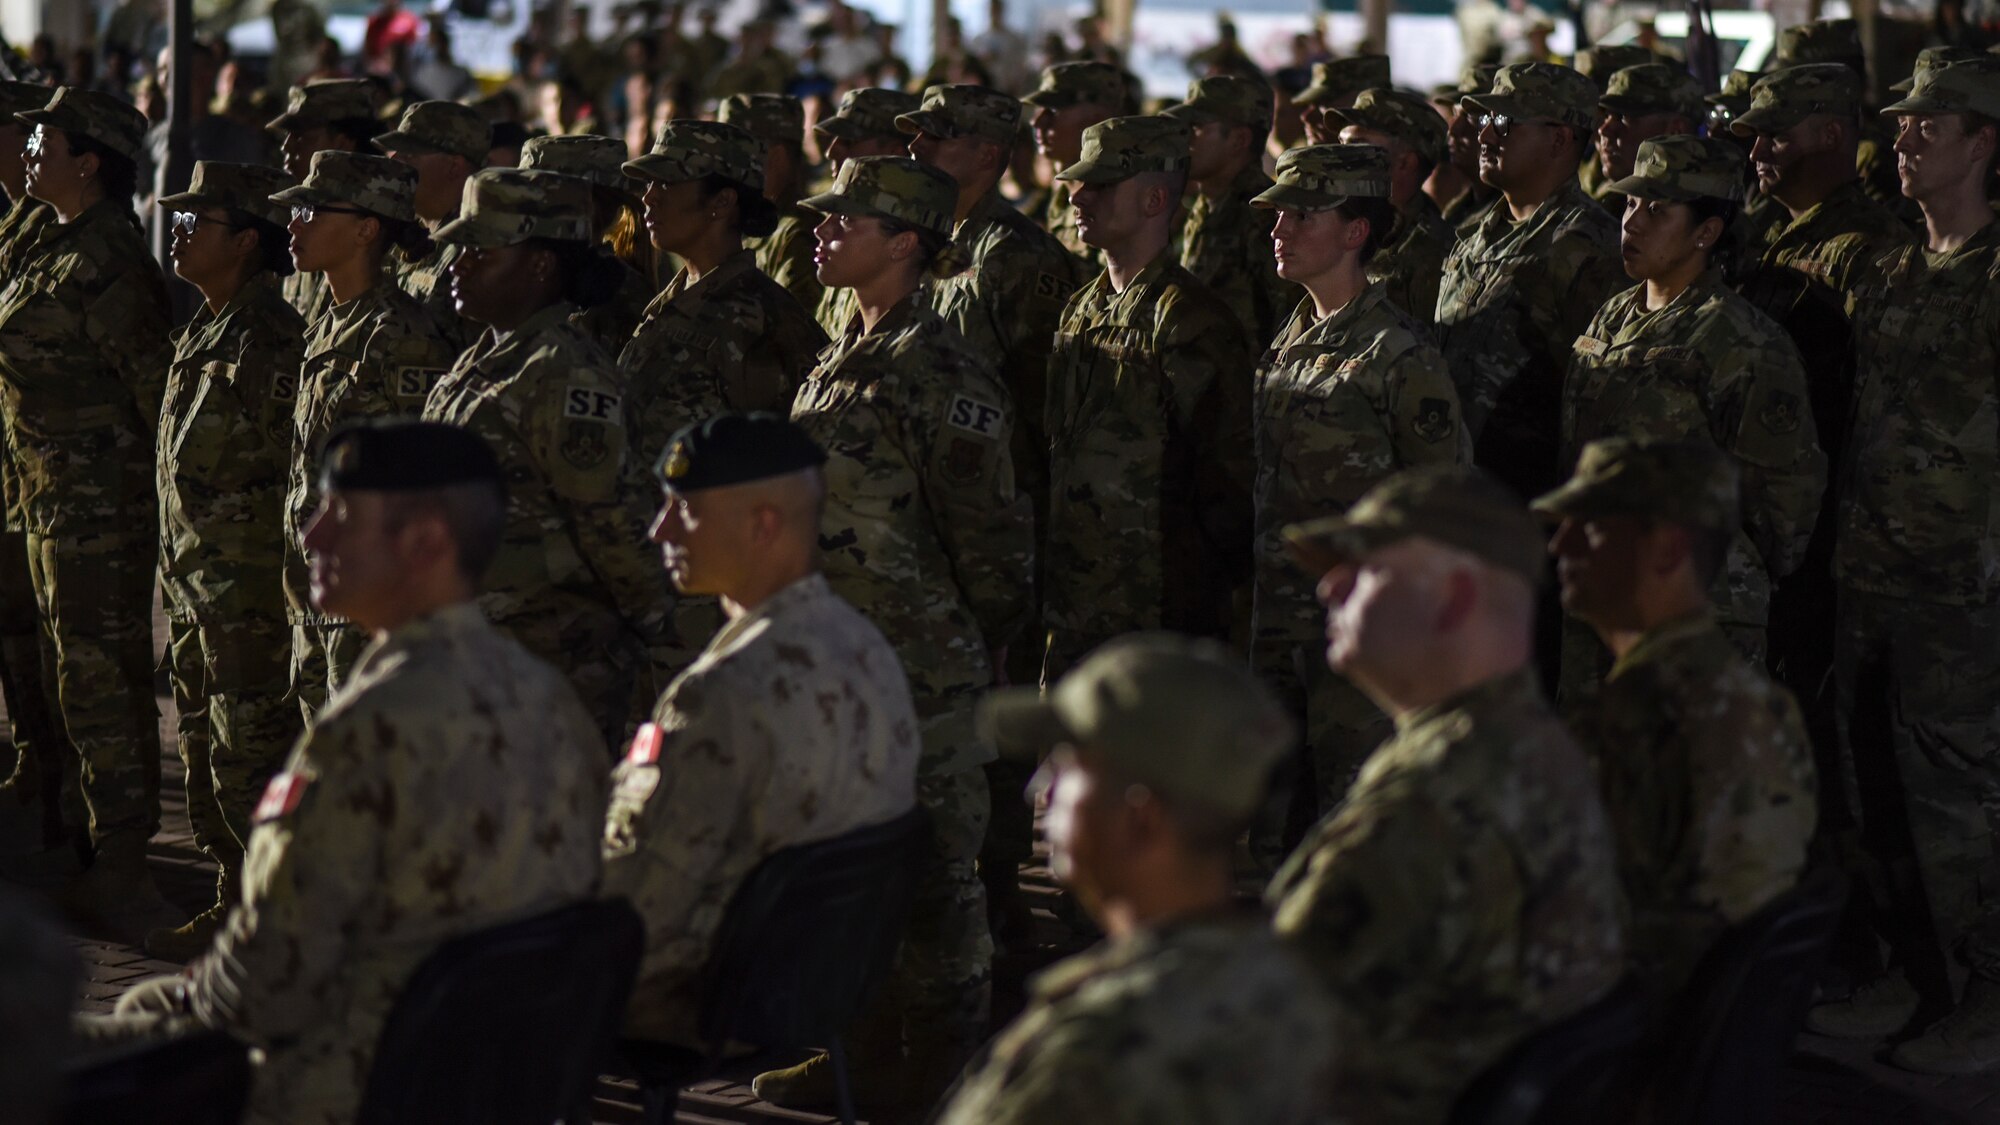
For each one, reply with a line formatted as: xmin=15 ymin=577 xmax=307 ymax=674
xmin=1163 ymin=76 xmax=1274 ymax=132
xmin=622 ymin=120 xmax=765 ymax=188
xmin=799 ymin=155 xmax=956 ymax=242
xmin=719 ymin=92 xmax=805 ymax=147
xmin=980 ymin=632 xmax=1295 ymax=821
xmin=1892 ymin=46 xmax=1984 ymax=94
xmin=1054 ymin=115 xmax=1191 ymax=183
xmin=266 ymin=78 xmax=381 ymax=133
xmin=1294 ymin=55 xmax=1391 ymax=107
xmin=1575 ymin=44 xmax=1655 ymax=90
xmin=1883 ymin=57 xmax=2000 ymax=119
xmin=1021 ymin=61 xmax=1128 ymax=110
xmin=520 ymin=134 xmax=631 ymax=192
xmin=1730 ymin=64 xmax=1860 ymax=136
xmin=1433 ymin=61 xmax=1500 ymax=104
xmin=373 ymin=99 xmax=491 ymax=164
xmin=1775 ymin=17 xmax=1863 ymax=69
xmin=1705 ymin=69 xmax=1759 ymax=117
xmin=158 ymin=160 xmax=297 ymax=229
xmin=17 ymin=87 xmax=148 ymax=163
xmin=1252 ymin=142 xmax=1391 ymax=210
xmin=1284 ymin=464 xmax=1547 ymax=584
xmin=269 ymin=150 xmax=418 ymax=222
xmin=433 ymin=168 xmax=594 ymax=248
xmin=1531 ymin=436 xmax=1741 ymax=534
xmin=1465 ymin=62 xmax=1597 ymax=131
xmin=0 ymin=80 xmax=50 ymax=119
xmin=1331 ymin=87 xmax=1446 ymax=165
xmin=815 ymin=87 xmax=922 ymax=142
xmin=894 ymin=84 xmax=1022 ymax=145
xmin=1600 ymin=63 xmax=1705 ymax=121
xmin=1608 ymin=134 xmax=1744 ymax=202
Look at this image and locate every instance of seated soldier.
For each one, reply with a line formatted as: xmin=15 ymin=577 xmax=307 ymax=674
xmin=935 ymin=633 xmax=1338 ymax=1124
xmin=604 ymin=412 xmax=920 ymax=1045
xmin=1536 ymin=437 xmax=1817 ymax=998
xmin=75 ymin=422 xmax=610 ymax=1125
xmin=1268 ymin=465 xmax=1627 ymax=1125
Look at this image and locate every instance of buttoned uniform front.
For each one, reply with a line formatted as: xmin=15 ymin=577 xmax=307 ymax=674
xmin=603 ymin=573 xmax=920 ymax=1043
xmin=89 ymin=603 xmax=608 ymax=1125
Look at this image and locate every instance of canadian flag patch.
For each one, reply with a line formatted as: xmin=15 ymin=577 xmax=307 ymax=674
xmin=627 ymin=723 xmax=664 ymax=766
xmin=253 ymin=771 xmax=309 ymax=824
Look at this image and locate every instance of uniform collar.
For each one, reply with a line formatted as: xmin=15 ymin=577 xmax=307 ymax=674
xmin=1393 ymin=665 xmax=1543 ymax=736
xmin=1607 ymin=607 xmax=1718 ymax=682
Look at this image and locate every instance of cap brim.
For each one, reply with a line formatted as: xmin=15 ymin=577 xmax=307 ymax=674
xmin=268 ymin=183 xmax=335 ymax=206
xmin=976 ymin=686 xmax=1071 ymax=760
xmin=813 ymin=116 xmax=864 ymax=140
xmin=1053 ymin=158 xmax=1126 ymax=184
xmin=1598 ymin=94 xmax=1676 ymax=115
xmin=431 ymin=215 xmax=519 ymax=249
xmin=1881 ymin=92 xmax=1955 ymax=116
xmin=1249 ymin=182 xmax=1348 ymax=211
xmin=621 ymin=154 xmax=692 ymax=183
xmin=798 ymin=189 xmax=889 ymax=223
xmin=1462 ymin=91 xmax=1535 ymax=118
xmin=1281 ymin=516 xmax=1400 ymax=573
xmin=894 ymin=109 xmax=953 ymax=137
xmin=1605 ymin=174 xmax=1703 ymax=201
xmin=1161 ymin=101 xmax=1219 ymax=124
xmin=373 ymin=130 xmax=475 ymax=161
xmin=1292 ymin=84 xmax=1332 ymax=106
xmin=1888 ymin=78 xmax=1916 ymax=94
xmin=157 ymin=189 xmax=227 ymax=211
xmin=1019 ymin=90 xmax=1076 ymax=109
xmin=1729 ymin=105 xmax=1804 ymax=134
xmin=1528 ymin=477 xmax=1615 ymax=521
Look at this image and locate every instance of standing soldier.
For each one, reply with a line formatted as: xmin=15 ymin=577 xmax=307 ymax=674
xmin=1024 ymin=61 xmax=1131 ymax=259
xmin=519 ymin=134 xmax=658 ymax=349
xmin=813 ymin=87 xmax=922 ymax=336
xmin=1770 ymin=18 xmax=1911 ymax=222
xmin=421 ymin=168 xmax=678 ymax=745
xmin=273 ymin=152 xmax=458 ymax=719
xmin=719 ymin=94 xmax=821 ymax=314
xmin=1813 ymin=58 xmax=2000 ymax=1074
xmin=1041 ymin=116 xmax=1253 ymax=681
xmin=1591 ymin=64 xmax=1702 ymax=211
xmin=147 ymin=162 xmax=307 ymax=960
xmin=0 ymin=88 xmax=175 ymax=936
xmin=1248 ymin=143 xmax=1467 ymax=825
xmin=1292 ymin=54 xmax=1390 ymax=143
xmin=1437 ymin=62 xmax=1623 ymax=502
xmin=1333 ymin=87 xmax=1455 ymax=328
xmin=756 ymin=156 xmax=1032 ymax=1114
xmin=374 ymin=99 xmax=489 ymax=355
xmin=264 ymin=79 xmax=382 ymax=324
xmin=1166 ymin=75 xmax=1296 ymax=348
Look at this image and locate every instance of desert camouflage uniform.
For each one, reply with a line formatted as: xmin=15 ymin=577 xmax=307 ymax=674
xmin=91 ymin=603 xmax=607 ymax=1125
xmin=936 ymin=914 xmax=1338 ymax=1125
xmin=604 ymin=573 xmax=920 ymax=1043
xmin=1269 ymin=668 xmax=1626 ymax=1125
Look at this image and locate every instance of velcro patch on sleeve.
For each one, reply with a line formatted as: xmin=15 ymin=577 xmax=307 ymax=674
xmin=627 ymin=722 xmax=664 ymax=765
xmin=945 ymin=394 xmax=1005 ymax=439
xmin=253 ymin=771 xmax=309 ymax=824
xmin=563 ymin=385 xmax=624 ymax=423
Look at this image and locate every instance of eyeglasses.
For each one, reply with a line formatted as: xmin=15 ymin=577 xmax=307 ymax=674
xmin=170 ymin=211 xmax=242 ymax=235
xmin=1477 ymin=113 xmax=1559 ymax=139
xmin=23 ymin=125 xmax=48 ymax=158
xmin=290 ymin=203 xmax=371 ymax=224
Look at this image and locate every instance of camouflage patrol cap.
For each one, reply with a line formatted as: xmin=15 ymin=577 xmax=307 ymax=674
xmin=799 ymin=155 xmax=957 ymax=242
xmin=655 ymin=412 xmax=826 ymax=492
xmin=815 ymin=87 xmax=922 ymax=142
xmin=520 ymin=134 xmax=633 ymax=192
xmin=1465 ymin=62 xmax=1598 ymax=132
xmin=1054 ymin=115 xmax=1191 ymax=183
xmin=1775 ymin=18 xmax=1863 ymax=69
xmin=321 ymin=421 xmax=503 ymax=494
xmin=719 ymin=92 xmax=805 ymax=147
xmin=1705 ymin=69 xmax=1759 ymax=116
xmin=1163 ymin=76 xmax=1274 ymax=132
xmin=1021 ymin=61 xmax=1128 ymax=110
xmin=1432 ymin=61 xmax=1501 ymax=104
xmin=373 ymin=99 xmax=491 ymax=164
xmin=1574 ymin=44 xmax=1654 ymax=90
xmin=1883 ymin=57 xmax=2000 ymax=120
xmin=894 ymin=84 xmax=1022 ymax=146
xmin=1600 ymin=63 xmax=1705 ymax=121
xmin=1531 ymin=436 xmax=1741 ymax=534
xmin=269 ymin=150 xmax=418 ymax=223
xmin=17 ymin=87 xmax=148 ymax=163
xmin=1331 ymin=87 xmax=1447 ymax=165
xmin=1294 ymin=55 xmax=1391 ymax=107
xmin=980 ymin=632 xmax=1295 ymax=822
xmin=1609 ymin=134 xmax=1744 ymax=202
xmin=266 ymin=78 xmax=380 ymax=133
xmin=158 ymin=161 xmax=297 ymax=229
xmin=1730 ymin=64 xmax=1860 ymax=136
xmin=0 ymin=80 xmax=50 ymax=119
xmin=1251 ymin=143 xmax=1391 ymax=210
xmin=622 ymin=120 xmax=766 ymax=189
xmin=433 ymin=168 xmax=594 ymax=248
xmin=1892 ymin=46 xmax=1984 ymax=94
xmin=1284 ymin=464 xmax=1547 ymax=584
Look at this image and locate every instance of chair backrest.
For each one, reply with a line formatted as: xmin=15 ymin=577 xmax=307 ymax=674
xmin=696 ymin=805 xmax=928 ymax=1055
xmin=1651 ymin=866 xmax=1848 ymax=1125
xmin=357 ymin=896 xmax=644 ymax=1125
xmin=61 ymin=1029 xmax=252 ymax=1125
xmin=1447 ymin=979 xmax=1652 ymax=1125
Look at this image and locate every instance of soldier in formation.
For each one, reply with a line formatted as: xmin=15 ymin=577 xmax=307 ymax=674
xmin=1331 ymin=86 xmax=1454 ymax=328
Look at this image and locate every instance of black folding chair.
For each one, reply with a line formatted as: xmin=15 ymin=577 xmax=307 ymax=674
xmin=356 ymin=896 xmax=644 ymax=1125
xmin=623 ymin=805 xmax=928 ymax=1125
xmin=1448 ymin=979 xmax=1652 ymax=1125
xmin=62 ymin=1028 xmax=252 ymax=1125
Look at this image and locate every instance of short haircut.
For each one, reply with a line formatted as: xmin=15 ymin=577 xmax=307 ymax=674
xmin=380 ymin=480 xmax=508 ymax=583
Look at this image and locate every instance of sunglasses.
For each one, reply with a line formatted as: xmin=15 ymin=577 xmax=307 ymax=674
xmin=290 ymin=203 xmax=372 ymax=224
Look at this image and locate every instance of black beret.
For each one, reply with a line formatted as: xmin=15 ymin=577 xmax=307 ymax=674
xmin=655 ymin=412 xmax=827 ymax=492
xmin=319 ymin=420 xmax=504 ymax=492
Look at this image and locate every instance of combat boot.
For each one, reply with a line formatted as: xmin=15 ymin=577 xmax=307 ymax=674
xmin=65 ymin=832 xmax=184 ymax=945
xmin=1806 ymin=968 xmax=1920 ymax=1039
xmin=1890 ymin=978 xmax=2000 ymax=1075
xmin=145 ymin=862 xmax=239 ymax=962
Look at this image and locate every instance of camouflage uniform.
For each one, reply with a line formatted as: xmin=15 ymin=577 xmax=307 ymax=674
xmin=1536 ymin=439 xmax=1817 ymax=999
xmin=1247 ymin=145 xmax=1469 ymax=811
xmin=811 ymin=88 xmax=924 ymax=337
xmin=1330 ymin=87 xmax=1455 ymax=327
xmin=791 ymin=156 xmax=1034 ymax=1048
xmin=1432 ymin=64 xmax=1502 ymax=234
xmin=1591 ymin=64 xmax=1704 ymax=213
xmin=374 ymin=100 xmax=491 ymax=357
xmin=1771 ymin=19 xmax=1914 ymax=225
xmin=156 ymin=163 xmax=308 ymax=917
xmin=1292 ymin=55 xmax=1392 ymax=115
xmin=90 ymin=601 xmax=607 ymax=1125
xmin=518 ymin=134 xmax=658 ymax=351
xmin=1439 ymin=64 xmax=1625 ymax=500
xmin=1163 ymin=77 xmax=1296 ymax=346
xmin=1023 ymin=63 xmax=1132 ymax=262
xmin=720 ymin=94 xmax=823 ymax=315
xmin=0 ymin=90 xmax=171 ymax=854
xmin=265 ymin=80 xmax=383 ymax=326
xmin=1042 ymin=117 xmax=1254 ymax=680
xmin=271 ymin=153 xmax=457 ymax=718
